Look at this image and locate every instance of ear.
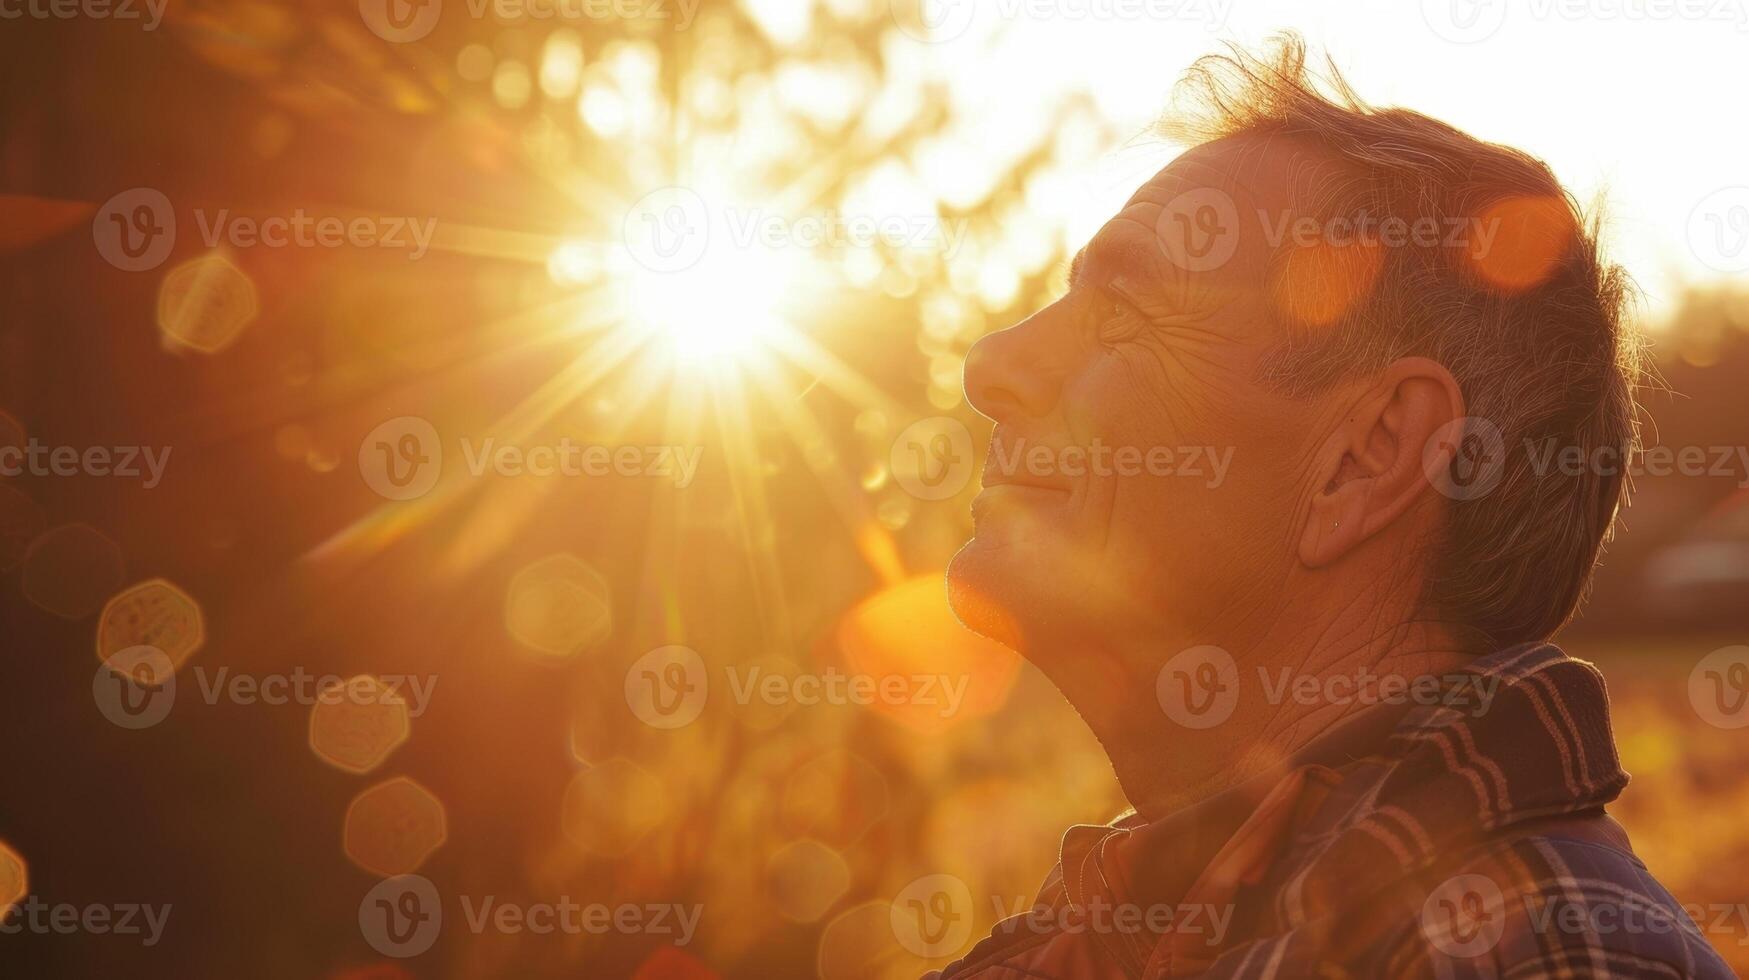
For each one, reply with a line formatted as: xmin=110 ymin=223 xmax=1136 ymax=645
xmin=1299 ymin=357 xmax=1465 ymax=568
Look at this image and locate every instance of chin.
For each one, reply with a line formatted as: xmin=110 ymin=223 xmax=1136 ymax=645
xmin=946 ymin=534 xmax=1042 ymax=652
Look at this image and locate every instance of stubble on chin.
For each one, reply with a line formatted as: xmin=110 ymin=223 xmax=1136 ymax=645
xmin=945 ymin=546 xmax=1030 ymax=653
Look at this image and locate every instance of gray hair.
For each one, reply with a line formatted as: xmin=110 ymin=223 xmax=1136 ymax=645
xmin=1164 ymin=34 xmax=1645 ymax=649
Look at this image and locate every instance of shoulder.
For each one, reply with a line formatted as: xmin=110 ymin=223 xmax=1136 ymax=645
xmin=1373 ymin=829 xmax=1735 ymax=979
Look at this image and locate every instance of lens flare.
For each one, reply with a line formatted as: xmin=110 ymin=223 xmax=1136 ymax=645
xmin=616 ymin=239 xmax=801 ymax=371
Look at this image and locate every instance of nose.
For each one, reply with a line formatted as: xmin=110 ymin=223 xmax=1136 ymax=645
xmin=962 ymin=309 xmax=1070 ymax=423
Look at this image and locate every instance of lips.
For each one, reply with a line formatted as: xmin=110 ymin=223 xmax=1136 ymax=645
xmin=979 ymin=434 xmax=1073 ymax=495
xmin=978 ymin=473 xmax=1070 ymax=493
xmin=970 ymin=473 xmax=1069 ymax=526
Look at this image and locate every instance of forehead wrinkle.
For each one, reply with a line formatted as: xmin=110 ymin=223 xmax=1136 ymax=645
xmin=1151 ymin=133 xmax=1354 ymax=221
xmin=1132 ymin=137 xmax=1358 ymax=285
xmin=1065 ymin=136 xmax=1358 ymax=344
xmin=1091 ymin=212 xmax=1247 ymax=339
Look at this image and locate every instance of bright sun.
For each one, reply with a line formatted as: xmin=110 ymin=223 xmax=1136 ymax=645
xmin=622 ymin=241 xmax=795 ymax=369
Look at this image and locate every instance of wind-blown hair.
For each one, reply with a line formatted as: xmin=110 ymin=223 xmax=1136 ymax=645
xmin=1164 ymin=34 xmax=1644 ymax=649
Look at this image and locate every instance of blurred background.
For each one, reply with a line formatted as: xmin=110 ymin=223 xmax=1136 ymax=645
xmin=1 ymin=0 xmax=1747 ymax=976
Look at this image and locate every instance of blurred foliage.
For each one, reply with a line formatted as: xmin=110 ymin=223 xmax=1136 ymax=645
xmin=2 ymin=2 xmax=1748 ymax=977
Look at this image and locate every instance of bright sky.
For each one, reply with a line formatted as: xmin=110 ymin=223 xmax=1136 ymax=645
xmin=876 ymin=0 xmax=1749 ymax=325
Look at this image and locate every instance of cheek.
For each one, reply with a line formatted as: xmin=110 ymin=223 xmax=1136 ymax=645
xmin=1062 ymin=353 xmax=1187 ymax=461
xmin=1065 ymin=354 xmax=1202 ymax=512
xmin=1068 ymin=354 xmax=1282 ymax=580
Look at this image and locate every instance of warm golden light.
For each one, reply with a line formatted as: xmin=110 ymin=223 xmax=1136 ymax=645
xmin=0 ymin=840 xmax=25 ymax=917
xmin=10 ymin=7 xmax=1746 ymax=978
xmin=620 ymin=242 xmax=796 ymax=369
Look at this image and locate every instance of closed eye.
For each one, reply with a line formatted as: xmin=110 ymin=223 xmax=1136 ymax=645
xmin=1086 ymin=283 xmax=1152 ymax=346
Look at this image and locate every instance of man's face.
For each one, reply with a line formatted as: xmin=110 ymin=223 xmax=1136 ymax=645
xmin=947 ymin=135 xmax=1343 ymax=653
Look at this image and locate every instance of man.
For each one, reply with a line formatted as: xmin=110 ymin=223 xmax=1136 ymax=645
xmin=938 ymin=36 xmax=1732 ymax=979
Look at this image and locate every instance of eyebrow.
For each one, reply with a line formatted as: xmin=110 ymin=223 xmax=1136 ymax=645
xmin=1068 ymin=237 xmax=1159 ymax=293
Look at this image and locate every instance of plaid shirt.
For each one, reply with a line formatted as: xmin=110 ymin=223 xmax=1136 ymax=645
xmin=931 ymin=643 xmax=1734 ymax=979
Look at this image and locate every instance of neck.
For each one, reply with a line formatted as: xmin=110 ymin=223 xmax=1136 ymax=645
xmin=1047 ymin=593 xmax=1471 ymax=821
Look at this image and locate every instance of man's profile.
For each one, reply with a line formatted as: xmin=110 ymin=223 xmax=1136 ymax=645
xmin=940 ymin=34 xmax=1732 ymax=979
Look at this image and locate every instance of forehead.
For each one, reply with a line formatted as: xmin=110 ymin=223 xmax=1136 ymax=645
xmin=1071 ymin=134 xmax=1359 ymax=335
xmin=1139 ymin=133 xmax=1327 ymax=208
